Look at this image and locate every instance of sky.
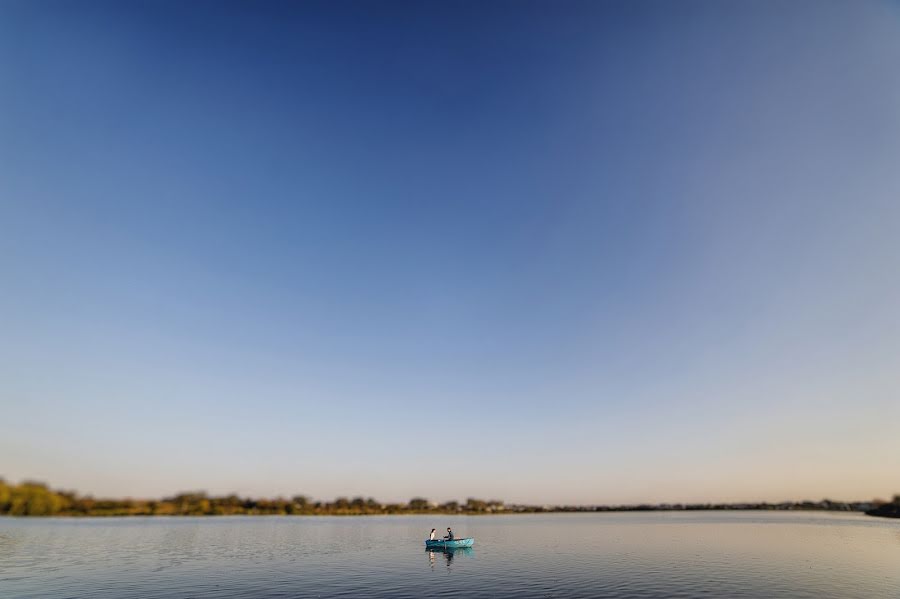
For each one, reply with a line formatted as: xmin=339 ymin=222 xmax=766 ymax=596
xmin=1 ymin=0 xmax=899 ymax=505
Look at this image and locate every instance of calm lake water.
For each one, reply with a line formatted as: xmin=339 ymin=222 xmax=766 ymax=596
xmin=2 ymin=512 xmax=899 ymax=598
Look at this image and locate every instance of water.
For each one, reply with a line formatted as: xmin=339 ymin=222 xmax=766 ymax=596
xmin=2 ymin=512 xmax=899 ymax=598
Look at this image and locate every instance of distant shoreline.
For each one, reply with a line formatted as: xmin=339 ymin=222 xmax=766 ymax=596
xmin=0 ymin=506 xmax=888 ymax=518
xmin=865 ymin=503 xmax=900 ymax=519
xmin=3 ymin=479 xmax=896 ymax=518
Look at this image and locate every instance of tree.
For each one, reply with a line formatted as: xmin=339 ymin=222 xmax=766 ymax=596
xmin=0 ymin=479 xmax=11 ymax=513
xmin=8 ymin=481 xmax=64 ymax=516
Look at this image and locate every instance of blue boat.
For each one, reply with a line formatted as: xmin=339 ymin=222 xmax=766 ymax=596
xmin=425 ymin=537 xmax=474 ymax=549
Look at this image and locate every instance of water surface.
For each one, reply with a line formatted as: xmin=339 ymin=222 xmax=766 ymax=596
xmin=2 ymin=512 xmax=899 ymax=597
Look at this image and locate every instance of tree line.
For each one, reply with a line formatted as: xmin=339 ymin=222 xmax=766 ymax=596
xmin=0 ymin=479 xmax=506 ymax=517
xmin=2 ymin=478 xmax=896 ymax=517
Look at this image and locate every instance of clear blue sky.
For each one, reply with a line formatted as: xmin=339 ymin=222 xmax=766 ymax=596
xmin=2 ymin=0 xmax=899 ymax=504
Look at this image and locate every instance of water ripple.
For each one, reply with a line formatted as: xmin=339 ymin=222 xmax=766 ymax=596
xmin=1 ymin=513 xmax=899 ymax=597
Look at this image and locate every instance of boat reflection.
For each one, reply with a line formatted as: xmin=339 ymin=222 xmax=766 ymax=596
xmin=427 ymin=546 xmax=474 ymax=570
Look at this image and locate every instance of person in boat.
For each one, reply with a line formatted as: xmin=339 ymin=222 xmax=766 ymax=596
xmin=444 ymin=527 xmax=454 ymax=540
xmin=429 ymin=528 xmax=436 ymax=541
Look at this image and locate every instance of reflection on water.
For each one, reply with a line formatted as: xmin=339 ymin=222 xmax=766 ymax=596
xmin=1 ymin=512 xmax=900 ymax=598
xmin=427 ymin=547 xmax=474 ymax=571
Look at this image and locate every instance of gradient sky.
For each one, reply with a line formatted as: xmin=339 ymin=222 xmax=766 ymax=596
xmin=1 ymin=0 xmax=899 ymax=505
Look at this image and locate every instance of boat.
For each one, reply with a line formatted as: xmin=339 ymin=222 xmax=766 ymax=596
xmin=425 ymin=537 xmax=474 ymax=549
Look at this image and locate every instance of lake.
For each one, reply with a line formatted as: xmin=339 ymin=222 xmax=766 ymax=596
xmin=2 ymin=512 xmax=899 ymax=598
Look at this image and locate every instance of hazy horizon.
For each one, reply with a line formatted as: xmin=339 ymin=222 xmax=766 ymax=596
xmin=2 ymin=0 xmax=899 ymax=505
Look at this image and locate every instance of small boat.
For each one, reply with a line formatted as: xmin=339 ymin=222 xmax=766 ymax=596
xmin=425 ymin=537 xmax=474 ymax=549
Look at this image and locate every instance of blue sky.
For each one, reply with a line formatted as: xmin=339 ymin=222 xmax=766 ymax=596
xmin=2 ymin=0 xmax=899 ymax=504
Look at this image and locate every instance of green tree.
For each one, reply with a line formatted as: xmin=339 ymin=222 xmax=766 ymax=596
xmin=0 ymin=479 xmax=11 ymax=513
xmin=9 ymin=481 xmax=64 ymax=516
